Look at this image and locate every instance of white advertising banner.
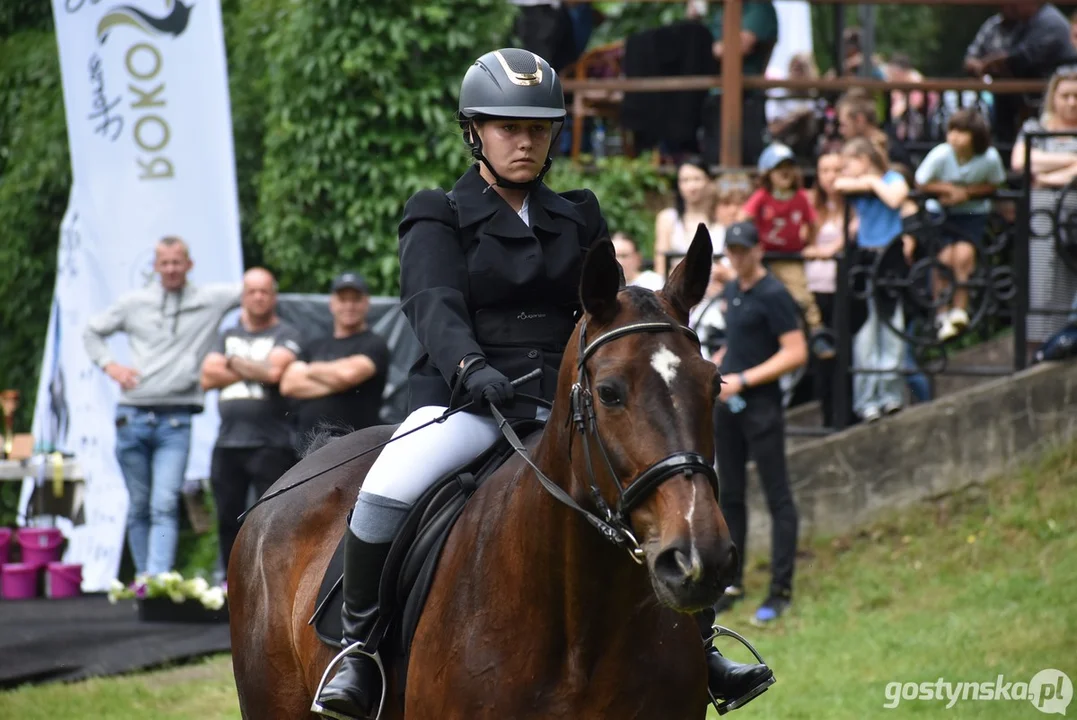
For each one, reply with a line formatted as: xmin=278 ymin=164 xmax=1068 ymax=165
xmin=23 ymin=0 xmax=244 ymax=591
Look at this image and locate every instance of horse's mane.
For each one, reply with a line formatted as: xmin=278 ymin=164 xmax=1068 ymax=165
xmin=299 ymin=420 xmax=356 ymax=458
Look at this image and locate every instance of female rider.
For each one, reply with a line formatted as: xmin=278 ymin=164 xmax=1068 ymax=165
xmin=313 ymin=48 xmax=774 ymax=720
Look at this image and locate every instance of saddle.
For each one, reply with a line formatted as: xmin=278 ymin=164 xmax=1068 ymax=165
xmin=309 ymin=417 xmax=546 ymax=699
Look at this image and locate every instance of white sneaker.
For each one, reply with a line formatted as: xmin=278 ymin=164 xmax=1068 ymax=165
xmin=861 ymin=406 xmax=882 ymax=423
xmin=948 ymin=307 xmax=969 ymax=332
xmin=937 ymin=315 xmax=957 ymax=341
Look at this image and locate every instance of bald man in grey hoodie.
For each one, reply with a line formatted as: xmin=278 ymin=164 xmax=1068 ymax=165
xmin=83 ymin=236 xmax=241 ymax=577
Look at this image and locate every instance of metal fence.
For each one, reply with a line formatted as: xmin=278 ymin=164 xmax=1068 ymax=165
xmin=664 ymin=133 xmax=1077 ymax=435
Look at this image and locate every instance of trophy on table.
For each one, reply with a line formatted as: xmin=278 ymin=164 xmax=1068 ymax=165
xmin=1 ymin=389 xmax=19 ymax=459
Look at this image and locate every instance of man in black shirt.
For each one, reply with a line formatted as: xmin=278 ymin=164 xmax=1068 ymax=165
xmin=281 ymin=272 xmax=389 ymax=444
xmin=711 ymin=222 xmax=807 ymax=626
xmin=200 ymin=268 xmax=303 ymax=572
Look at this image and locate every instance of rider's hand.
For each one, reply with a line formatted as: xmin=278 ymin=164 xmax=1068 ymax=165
xmin=462 ymin=363 xmax=515 ymax=409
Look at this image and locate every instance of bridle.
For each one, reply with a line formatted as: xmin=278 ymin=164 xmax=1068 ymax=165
xmin=492 ymin=318 xmax=721 ymax=565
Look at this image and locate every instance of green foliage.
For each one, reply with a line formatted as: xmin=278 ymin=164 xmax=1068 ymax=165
xmin=254 ymin=1 xmax=514 ymax=294
xmin=0 ymin=31 xmax=70 ymax=432
xmin=590 ymin=1 xmax=683 ymax=47
xmin=0 ymin=0 xmax=53 ymax=39
xmin=221 ymin=0 xmax=287 ymax=270
xmin=927 ymin=5 xmax=997 ymax=79
xmin=812 ymin=4 xmax=993 ymax=78
xmin=547 ymin=154 xmax=669 ymax=258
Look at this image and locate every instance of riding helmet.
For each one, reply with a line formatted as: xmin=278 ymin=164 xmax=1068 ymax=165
xmin=459 ymin=48 xmax=566 ymax=121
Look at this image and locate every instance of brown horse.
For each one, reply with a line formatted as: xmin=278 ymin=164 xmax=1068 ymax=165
xmin=229 ymin=226 xmax=738 ymax=719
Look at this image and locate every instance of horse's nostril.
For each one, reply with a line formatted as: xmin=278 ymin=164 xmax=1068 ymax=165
xmin=654 ymin=544 xmax=702 ymax=586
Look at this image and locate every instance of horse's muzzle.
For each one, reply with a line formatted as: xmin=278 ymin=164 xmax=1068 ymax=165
xmin=649 ymin=536 xmax=736 ymax=612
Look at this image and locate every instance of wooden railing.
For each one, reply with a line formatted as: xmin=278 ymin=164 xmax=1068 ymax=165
xmin=557 ymin=0 xmax=1071 ymax=165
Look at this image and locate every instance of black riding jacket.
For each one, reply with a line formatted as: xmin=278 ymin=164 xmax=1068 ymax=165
xmin=398 ymin=164 xmax=610 ymax=419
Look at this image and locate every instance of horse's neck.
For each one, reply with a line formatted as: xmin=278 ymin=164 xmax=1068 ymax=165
xmin=507 ymin=422 xmax=655 ymax=651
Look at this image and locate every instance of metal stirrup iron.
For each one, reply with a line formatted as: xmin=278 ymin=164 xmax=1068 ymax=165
xmin=703 ymin=624 xmax=777 ymax=716
xmin=310 ymin=641 xmax=389 ymax=720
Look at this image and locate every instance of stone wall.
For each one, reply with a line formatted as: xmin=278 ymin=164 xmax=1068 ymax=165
xmin=741 ymin=360 xmax=1077 ymax=556
xmin=785 ymin=333 xmax=1017 ymax=447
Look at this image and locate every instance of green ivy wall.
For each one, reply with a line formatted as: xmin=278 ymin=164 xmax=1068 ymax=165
xmin=0 ymin=3 xmax=673 ymax=435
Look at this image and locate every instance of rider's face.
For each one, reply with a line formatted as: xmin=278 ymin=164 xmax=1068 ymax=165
xmin=474 ymin=119 xmax=553 ymax=183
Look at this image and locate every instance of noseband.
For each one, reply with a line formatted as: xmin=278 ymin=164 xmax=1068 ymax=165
xmin=492 ymin=319 xmax=721 ymax=565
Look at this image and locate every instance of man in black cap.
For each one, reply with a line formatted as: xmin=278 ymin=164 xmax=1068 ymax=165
xmin=281 ymin=272 xmax=390 ymax=444
xmin=711 ymin=221 xmax=807 ymax=626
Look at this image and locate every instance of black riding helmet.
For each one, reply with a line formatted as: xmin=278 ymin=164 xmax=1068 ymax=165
xmin=459 ymin=48 xmax=565 ymax=191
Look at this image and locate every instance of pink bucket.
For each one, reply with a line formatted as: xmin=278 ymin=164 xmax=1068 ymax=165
xmin=16 ymin=528 xmax=64 ymax=569
xmin=0 ymin=528 xmax=11 ymax=566
xmin=46 ymin=562 xmax=82 ymax=599
xmin=1 ymin=563 xmax=40 ymax=600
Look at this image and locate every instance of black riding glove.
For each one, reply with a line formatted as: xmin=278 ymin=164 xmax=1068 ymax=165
xmin=462 ymin=363 xmax=515 ymax=408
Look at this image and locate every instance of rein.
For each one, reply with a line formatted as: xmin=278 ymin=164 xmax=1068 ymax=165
xmin=492 ymin=319 xmax=720 ymax=565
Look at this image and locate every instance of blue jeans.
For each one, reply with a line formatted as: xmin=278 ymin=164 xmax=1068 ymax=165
xmin=904 ymin=343 xmax=932 ymax=404
xmin=114 ymin=406 xmax=193 ymax=575
xmin=853 ymin=298 xmax=906 ymax=417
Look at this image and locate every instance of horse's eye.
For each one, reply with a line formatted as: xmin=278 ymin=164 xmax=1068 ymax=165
xmin=596 ymin=384 xmax=623 ymax=407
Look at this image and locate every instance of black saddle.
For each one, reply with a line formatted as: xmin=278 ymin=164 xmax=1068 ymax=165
xmin=309 ymin=416 xmax=546 ymax=699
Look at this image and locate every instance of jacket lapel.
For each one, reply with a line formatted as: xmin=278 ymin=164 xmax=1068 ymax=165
xmin=532 ymin=184 xmax=585 ymax=233
xmin=452 ymin=164 xmax=586 ymax=240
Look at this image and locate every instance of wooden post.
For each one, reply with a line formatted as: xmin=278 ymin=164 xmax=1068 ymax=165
xmin=720 ymin=0 xmax=744 ymax=167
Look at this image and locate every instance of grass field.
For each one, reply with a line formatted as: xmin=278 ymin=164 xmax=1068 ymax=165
xmin=2 ymin=440 xmax=1074 ymax=719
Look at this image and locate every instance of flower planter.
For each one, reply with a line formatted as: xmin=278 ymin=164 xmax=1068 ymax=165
xmin=137 ymin=596 xmax=229 ymax=624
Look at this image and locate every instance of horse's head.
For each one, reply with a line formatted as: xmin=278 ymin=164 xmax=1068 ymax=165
xmin=561 ymin=223 xmax=735 ymax=612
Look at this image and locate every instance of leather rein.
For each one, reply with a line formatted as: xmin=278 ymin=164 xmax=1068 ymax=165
xmin=490 ymin=319 xmax=721 ymax=565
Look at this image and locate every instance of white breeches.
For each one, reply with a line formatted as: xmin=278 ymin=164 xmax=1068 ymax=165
xmin=359 ymin=406 xmax=503 ymax=506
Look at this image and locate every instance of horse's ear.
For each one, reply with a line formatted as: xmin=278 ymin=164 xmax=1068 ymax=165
xmin=660 ymin=223 xmax=713 ymax=322
xmin=580 ymin=239 xmax=622 ymax=324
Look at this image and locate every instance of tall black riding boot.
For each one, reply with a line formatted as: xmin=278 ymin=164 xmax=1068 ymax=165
xmin=697 ymin=608 xmax=775 ymax=715
xmin=312 ymin=531 xmax=393 ymax=720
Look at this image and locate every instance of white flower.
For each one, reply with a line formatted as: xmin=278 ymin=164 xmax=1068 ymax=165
xmin=157 ymin=571 xmax=183 ymax=585
xmin=168 ymin=591 xmax=186 ymax=604
xmin=107 ymin=579 xmax=128 ymax=604
xmin=199 ymin=587 xmax=226 ymax=611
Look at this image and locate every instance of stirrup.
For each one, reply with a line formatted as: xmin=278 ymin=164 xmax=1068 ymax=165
xmin=704 ymin=624 xmax=777 ymax=716
xmin=310 ymin=640 xmax=388 ymax=720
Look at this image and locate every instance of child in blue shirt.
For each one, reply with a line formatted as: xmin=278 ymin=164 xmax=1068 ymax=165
xmin=915 ymin=109 xmax=1007 ymax=341
xmin=835 ymin=137 xmax=910 ymax=422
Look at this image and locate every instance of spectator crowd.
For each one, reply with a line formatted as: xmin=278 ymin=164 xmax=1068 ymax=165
xmin=84 ymin=239 xmax=390 ymax=581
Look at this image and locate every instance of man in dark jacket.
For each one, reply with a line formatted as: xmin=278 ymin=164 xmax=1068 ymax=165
xmin=281 ymin=272 xmax=389 ymax=441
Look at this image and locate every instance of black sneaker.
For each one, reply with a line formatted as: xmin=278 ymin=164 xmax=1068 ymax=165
xmin=750 ymin=591 xmax=792 ymax=627
xmin=713 ymin=586 xmax=745 ymax=615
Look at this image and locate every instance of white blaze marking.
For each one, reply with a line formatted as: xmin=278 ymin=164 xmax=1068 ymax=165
xmin=650 ymin=344 xmax=681 ymax=388
xmin=685 ymin=482 xmax=700 ymax=579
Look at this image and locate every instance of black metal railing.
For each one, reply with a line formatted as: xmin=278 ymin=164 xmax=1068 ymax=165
xmin=655 ymin=144 xmax=1077 ymax=435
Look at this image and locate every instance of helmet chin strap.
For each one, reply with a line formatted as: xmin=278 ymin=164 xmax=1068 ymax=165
xmin=465 ymin=121 xmax=563 ymax=192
